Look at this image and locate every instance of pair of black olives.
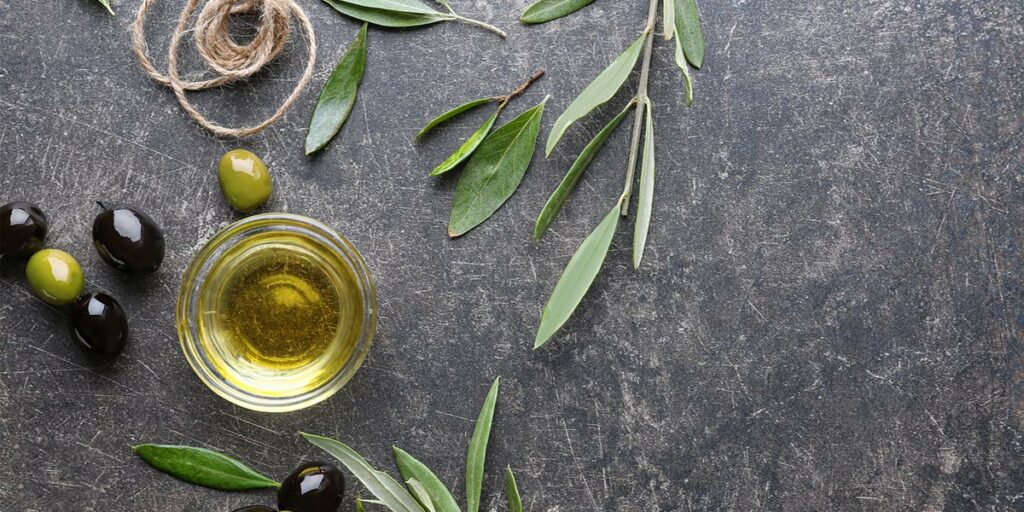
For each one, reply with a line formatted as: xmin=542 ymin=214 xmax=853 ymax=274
xmin=80 ymin=203 xmax=165 ymax=357
xmin=232 ymin=463 xmax=345 ymax=512
xmin=1 ymin=202 xmax=166 ymax=273
xmin=2 ymin=201 xmax=166 ymax=275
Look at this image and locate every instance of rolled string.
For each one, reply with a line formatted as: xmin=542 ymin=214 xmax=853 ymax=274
xmin=132 ymin=0 xmax=317 ymax=138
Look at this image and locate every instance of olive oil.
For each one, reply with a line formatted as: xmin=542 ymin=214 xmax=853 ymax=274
xmin=196 ymin=230 xmax=364 ymax=397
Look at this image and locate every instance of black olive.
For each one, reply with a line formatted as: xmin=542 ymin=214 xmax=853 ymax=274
xmin=92 ymin=204 xmax=165 ymax=274
xmin=231 ymin=507 xmax=277 ymax=512
xmin=0 ymin=201 xmax=48 ymax=258
xmin=277 ymin=462 xmax=345 ymax=512
xmin=68 ymin=292 xmax=128 ymax=357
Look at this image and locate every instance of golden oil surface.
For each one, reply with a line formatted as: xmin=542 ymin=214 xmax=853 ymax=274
xmin=196 ymin=231 xmax=364 ymax=397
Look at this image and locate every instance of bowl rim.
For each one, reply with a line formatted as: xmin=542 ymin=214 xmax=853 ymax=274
xmin=175 ymin=212 xmax=377 ymax=413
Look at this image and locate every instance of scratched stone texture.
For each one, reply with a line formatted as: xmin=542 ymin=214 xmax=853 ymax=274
xmin=1 ymin=0 xmax=1022 ymax=510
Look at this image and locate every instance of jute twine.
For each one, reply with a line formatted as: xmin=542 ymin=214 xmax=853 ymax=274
xmin=132 ymin=0 xmax=317 ymax=138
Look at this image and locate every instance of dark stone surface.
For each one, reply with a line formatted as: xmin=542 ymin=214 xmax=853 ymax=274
xmin=1 ymin=1 xmax=1021 ymax=510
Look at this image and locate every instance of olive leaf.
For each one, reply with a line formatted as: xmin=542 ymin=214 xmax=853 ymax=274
xmin=347 ymin=0 xmax=440 ymax=15
xmin=520 ymin=0 xmax=595 ymax=24
xmin=394 ymin=446 xmax=462 ymax=512
xmin=132 ymin=444 xmax=280 ymax=491
xmin=302 ymin=433 xmax=426 ymax=512
xmin=535 ymin=202 xmax=621 ymax=348
xmin=324 ymin=0 xmax=447 ymax=27
xmin=662 ymin=0 xmax=675 ymax=39
xmin=545 ymin=32 xmax=647 ymax=155
xmin=431 ymin=107 xmax=503 ymax=176
xmin=505 ymin=467 xmax=522 ymax=512
xmin=417 ymin=98 xmax=496 ymax=140
xmin=322 ymin=0 xmax=506 ymax=37
xmin=674 ymin=0 xmax=705 ymax=68
xmin=466 ymin=377 xmax=500 ymax=512
xmin=96 ymin=0 xmax=114 ymax=15
xmin=673 ymin=28 xmax=694 ymax=106
xmin=407 ymin=478 xmax=437 ymax=512
xmin=448 ymin=97 xmax=548 ymax=238
xmin=534 ymin=101 xmax=634 ymax=240
xmin=632 ymin=98 xmax=655 ymax=269
xmin=306 ymin=23 xmax=368 ymax=155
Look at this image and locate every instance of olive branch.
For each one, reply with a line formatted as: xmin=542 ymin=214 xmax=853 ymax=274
xmin=532 ymin=0 xmax=706 ymax=348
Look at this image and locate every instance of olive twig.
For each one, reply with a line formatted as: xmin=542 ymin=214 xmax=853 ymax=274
xmin=495 ymin=69 xmax=546 ymax=104
xmin=447 ymin=13 xmax=508 ymax=38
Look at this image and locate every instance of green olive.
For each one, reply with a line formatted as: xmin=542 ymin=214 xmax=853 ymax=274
xmin=218 ymin=149 xmax=272 ymax=212
xmin=26 ymin=249 xmax=85 ymax=305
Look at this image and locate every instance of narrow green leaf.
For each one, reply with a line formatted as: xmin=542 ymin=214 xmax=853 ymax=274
xmin=132 ymin=444 xmax=279 ymax=491
xmin=393 ymin=446 xmax=462 ymax=512
xmin=534 ymin=102 xmax=633 ymax=240
xmin=535 ymin=203 xmax=621 ymax=348
xmin=505 ymin=467 xmax=523 ymax=512
xmin=545 ymin=32 xmax=646 ymax=155
xmin=302 ymin=433 xmax=425 ymax=512
xmin=520 ymin=0 xmax=595 ymax=24
xmin=466 ymin=377 xmax=501 ymax=512
xmin=323 ymin=0 xmax=448 ymax=27
xmin=306 ymin=24 xmax=368 ymax=155
xmin=357 ymin=497 xmax=366 ymax=512
xmin=662 ymin=0 xmax=675 ymax=40
xmin=436 ymin=0 xmax=450 ymax=8
xmin=673 ymin=33 xmax=694 ymax=106
xmin=96 ymin=0 xmax=115 ymax=15
xmin=448 ymin=97 xmax=547 ymax=237
xmin=431 ymin=107 xmax=502 ymax=176
xmin=327 ymin=0 xmax=504 ymax=36
xmin=674 ymin=0 xmax=705 ymax=68
xmin=407 ymin=478 xmax=437 ymax=512
xmin=417 ymin=98 xmax=495 ymax=140
xmin=342 ymin=0 xmax=440 ymax=15
xmin=633 ymin=99 xmax=655 ymax=269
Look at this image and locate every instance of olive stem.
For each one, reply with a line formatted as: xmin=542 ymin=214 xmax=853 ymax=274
xmin=497 ymin=69 xmax=546 ymax=104
xmin=450 ymin=14 xmax=508 ymax=38
xmin=620 ymin=0 xmax=659 ymax=212
xmin=96 ymin=201 xmax=108 ymax=212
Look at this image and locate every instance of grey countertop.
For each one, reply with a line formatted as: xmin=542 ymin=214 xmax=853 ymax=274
xmin=1 ymin=1 xmax=1022 ymax=510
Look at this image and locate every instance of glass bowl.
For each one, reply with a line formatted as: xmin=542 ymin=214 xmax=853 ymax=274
xmin=176 ymin=213 xmax=376 ymax=412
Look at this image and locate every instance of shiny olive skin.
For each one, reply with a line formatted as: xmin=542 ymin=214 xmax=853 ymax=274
xmin=231 ymin=507 xmax=277 ymax=512
xmin=25 ymin=249 xmax=85 ymax=305
xmin=218 ymin=149 xmax=272 ymax=212
xmin=68 ymin=292 xmax=128 ymax=357
xmin=92 ymin=205 xmax=165 ymax=274
xmin=277 ymin=462 xmax=345 ymax=512
xmin=0 ymin=201 xmax=48 ymax=258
